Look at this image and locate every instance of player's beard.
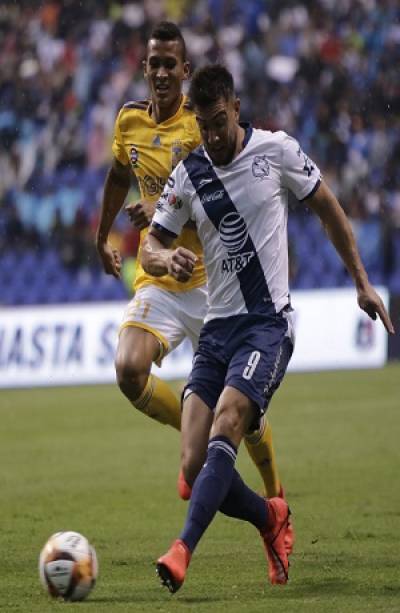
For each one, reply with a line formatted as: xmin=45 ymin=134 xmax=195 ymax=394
xmin=208 ymin=136 xmax=236 ymax=166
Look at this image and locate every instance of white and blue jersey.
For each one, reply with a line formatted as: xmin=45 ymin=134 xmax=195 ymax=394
xmin=151 ymin=126 xmax=321 ymax=414
xmin=152 ymin=126 xmax=321 ymax=323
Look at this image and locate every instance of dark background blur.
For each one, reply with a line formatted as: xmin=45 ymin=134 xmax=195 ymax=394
xmin=1 ymin=0 xmax=399 ymax=306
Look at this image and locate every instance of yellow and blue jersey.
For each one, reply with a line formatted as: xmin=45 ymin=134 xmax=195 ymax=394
xmin=112 ymin=95 xmax=205 ymax=293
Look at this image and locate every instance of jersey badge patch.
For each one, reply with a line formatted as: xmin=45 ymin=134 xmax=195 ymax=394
xmin=297 ymin=145 xmax=314 ymax=177
xmin=252 ymin=155 xmax=270 ymax=179
xmin=129 ymin=147 xmax=138 ymax=166
xmin=172 ymin=140 xmax=184 ymax=169
xmin=167 ymin=192 xmax=183 ymax=210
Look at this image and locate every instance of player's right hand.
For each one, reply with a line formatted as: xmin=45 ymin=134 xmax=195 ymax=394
xmin=96 ymin=242 xmax=122 ymax=279
xmin=125 ymin=200 xmax=155 ymax=230
xmin=357 ymin=284 xmax=395 ymax=334
xmin=168 ymin=247 xmax=197 ymax=282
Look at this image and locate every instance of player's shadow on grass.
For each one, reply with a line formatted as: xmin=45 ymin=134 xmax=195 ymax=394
xmin=85 ymin=593 xmax=228 ymax=604
xmin=282 ymin=578 xmax=400 ymax=600
xmin=177 ymin=596 xmax=228 ymax=604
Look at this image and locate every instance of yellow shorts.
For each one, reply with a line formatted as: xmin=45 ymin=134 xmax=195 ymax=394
xmin=120 ymin=284 xmax=208 ymax=363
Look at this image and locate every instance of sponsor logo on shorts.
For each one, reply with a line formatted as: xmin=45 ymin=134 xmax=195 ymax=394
xmin=264 ymin=345 xmax=283 ymax=395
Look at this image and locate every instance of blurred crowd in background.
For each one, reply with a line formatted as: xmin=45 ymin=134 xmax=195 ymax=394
xmin=1 ymin=0 xmax=400 ymax=304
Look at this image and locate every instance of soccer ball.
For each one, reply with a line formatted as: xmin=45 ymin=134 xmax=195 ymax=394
xmin=39 ymin=531 xmax=98 ymax=601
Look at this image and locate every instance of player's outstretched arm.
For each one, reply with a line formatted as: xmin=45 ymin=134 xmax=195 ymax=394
xmin=142 ymin=227 xmax=197 ymax=282
xmin=95 ymin=157 xmax=131 ymax=278
xmin=307 ymin=180 xmax=395 ymax=334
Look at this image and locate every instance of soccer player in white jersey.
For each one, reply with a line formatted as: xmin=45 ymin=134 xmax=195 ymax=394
xmin=141 ymin=64 xmax=394 ymax=592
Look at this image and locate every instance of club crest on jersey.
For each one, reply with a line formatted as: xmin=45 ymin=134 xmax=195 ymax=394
xmin=252 ymin=155 xmax=270 ymax=179
xmin=130 ymin=147 xmax=139 ymax=166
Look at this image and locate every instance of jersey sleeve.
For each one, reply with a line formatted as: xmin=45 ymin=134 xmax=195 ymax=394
xmin=111 ymin=109 xmax=129 ymax=166
xmin=281 ymin=134 xmax=321 ymax=201
xmin=152 ymin=163 xmax=190 ymax=238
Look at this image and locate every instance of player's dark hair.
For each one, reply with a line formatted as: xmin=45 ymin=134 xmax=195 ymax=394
xmin=149 ymin=21 xmax=187 ymax=61
xmin=188 ymin=64 xmax=235 ymax=109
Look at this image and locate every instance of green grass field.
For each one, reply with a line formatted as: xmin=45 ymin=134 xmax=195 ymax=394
xmin=0 ymin=365 xmax=399 ymax=612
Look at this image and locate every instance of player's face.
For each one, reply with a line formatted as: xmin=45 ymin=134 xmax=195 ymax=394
xmin=144 ymin=39 xmax=189 ymax=115
xmin=195 ymin=96 xmax=240 ymax=166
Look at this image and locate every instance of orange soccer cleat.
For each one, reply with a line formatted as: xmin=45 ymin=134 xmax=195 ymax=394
xmin=177 ymin=469 xmax=192 ymax=501
xmin=278 ymin=486 xmax=295 ymax=556
xmin=260 ymin=497 xmax=291 ymax=585
xmin=156 ymin=539 xmax=191 ymax=593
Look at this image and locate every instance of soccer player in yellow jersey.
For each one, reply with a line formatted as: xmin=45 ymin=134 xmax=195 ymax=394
xmin=95 ymin=22 xmax=291 ymax=534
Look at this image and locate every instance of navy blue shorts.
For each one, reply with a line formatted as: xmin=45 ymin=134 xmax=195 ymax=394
xmin=183 ymin=311 xmax=294 ymax=423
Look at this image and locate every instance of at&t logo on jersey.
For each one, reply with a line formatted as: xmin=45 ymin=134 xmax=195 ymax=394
xmin=218 ymin=212 xmax=255 ymax=273
xmin=221 ymin=251 xmax=255 ymax=273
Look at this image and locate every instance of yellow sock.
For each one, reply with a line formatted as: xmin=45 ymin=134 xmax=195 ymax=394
xmin=132 ymin=374 xmax=181 ymax=431
xmin=244 ymin=418 xmax=281 ymax=497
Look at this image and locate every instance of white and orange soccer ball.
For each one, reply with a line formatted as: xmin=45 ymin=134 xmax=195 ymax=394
xmin=39 ymin=531 xmax=98 ymax=602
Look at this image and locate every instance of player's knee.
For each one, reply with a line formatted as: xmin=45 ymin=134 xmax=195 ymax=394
xmin=115 ymin=355 xmax=148 ymax=400
xmin=213 ymin=398 xmax=247 ymax=441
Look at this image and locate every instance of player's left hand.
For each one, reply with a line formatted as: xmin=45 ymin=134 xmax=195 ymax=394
xmin=357 ymin=284 xmax=395 ymax=334
xmin=125 ymin=200 xmax=155 ymax=230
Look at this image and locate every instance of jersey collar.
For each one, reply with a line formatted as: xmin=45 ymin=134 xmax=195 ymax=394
xmin=147 ymin=94 xmax=186 ymax=127
xmin=240 ymin=122 xmax=253 ymax=149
